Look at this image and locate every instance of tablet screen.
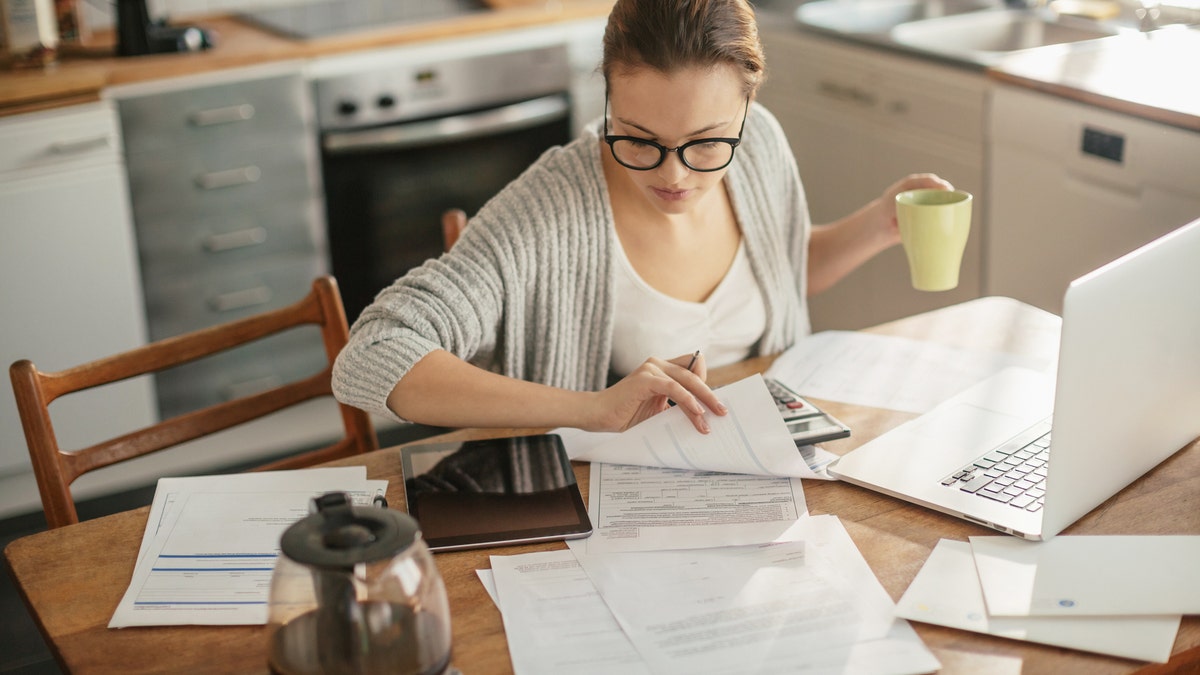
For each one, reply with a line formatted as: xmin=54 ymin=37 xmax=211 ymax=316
xmin=400 ymin=434 xmax=592 ymax=552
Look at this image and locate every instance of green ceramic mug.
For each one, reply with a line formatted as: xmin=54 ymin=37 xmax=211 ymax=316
xmin=896 ymin=189 xmax=972 ymax=292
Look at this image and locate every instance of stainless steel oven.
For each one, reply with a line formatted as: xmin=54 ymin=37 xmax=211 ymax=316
xmin=313 ymin=44 xmax=573 ymax=322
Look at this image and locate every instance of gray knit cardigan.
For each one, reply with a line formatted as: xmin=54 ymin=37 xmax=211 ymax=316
xmin=331 ymin=103 xmax=813 ymax=422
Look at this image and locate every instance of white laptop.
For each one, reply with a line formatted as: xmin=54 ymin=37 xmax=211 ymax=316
xmin=829 ymin=218 xmax=1200 ymax=540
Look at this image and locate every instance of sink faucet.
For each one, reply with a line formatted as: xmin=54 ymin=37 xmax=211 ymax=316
xmin=1135 ymin=0 xmax=1162 ymax=30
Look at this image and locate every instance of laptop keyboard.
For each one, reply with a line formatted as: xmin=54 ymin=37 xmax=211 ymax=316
xmin=941 ymin=428 xmax=1052 ymax=511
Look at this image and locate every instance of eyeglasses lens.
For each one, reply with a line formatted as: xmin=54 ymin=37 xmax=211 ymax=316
xmin=610 ymin=139 xmax=735 ymax=171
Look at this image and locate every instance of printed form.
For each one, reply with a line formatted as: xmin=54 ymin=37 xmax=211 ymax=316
xmin=576 ymin=462 xmax=807 ymax=554
xmin=557 ymin=375 xmax=817 ymax=554
xmin=111 ymin=467 xmax=386 ymax=627
xmin=488 ymin=550 xmax=651 ymax=675
xmin=571 ymin=374 xmax=814 ymax=478
xmin=483 ymin=516 xmax=939 ymax=675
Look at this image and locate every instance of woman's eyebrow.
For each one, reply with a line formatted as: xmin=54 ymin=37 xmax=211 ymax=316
xmin=617 ymin=116 xmax=728 ymax=139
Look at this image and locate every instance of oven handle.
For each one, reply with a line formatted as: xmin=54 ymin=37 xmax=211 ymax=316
xmin=321 ymin=93 xmax=570 ymax=155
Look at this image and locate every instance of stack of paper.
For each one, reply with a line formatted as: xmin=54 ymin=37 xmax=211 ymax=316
xmin=484 ymin=516 xmax=939 ymax=674
xmin=481 ymin=376 xmax=940 ymax=674
xmin=109 ymin=466 xmax=387 ymax=628
xmin=897 ymin=536 xmax=1200 ymax=662
xmin=765 ymin=330 xmax=1050 ymax=415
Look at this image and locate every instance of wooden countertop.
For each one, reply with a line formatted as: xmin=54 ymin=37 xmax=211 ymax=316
xmin=988 ymin=28 xmax=1200 ymax=132
xmin=0 ymin=0 xmax=614 ymax=116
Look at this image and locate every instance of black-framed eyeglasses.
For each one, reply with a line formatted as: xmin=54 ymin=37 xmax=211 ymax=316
xmin=603 ymin=95 xmax=749 ymax=172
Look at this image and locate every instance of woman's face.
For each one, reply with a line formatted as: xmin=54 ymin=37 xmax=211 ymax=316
xmin=605 ymin=64 xmax=748 ymax=217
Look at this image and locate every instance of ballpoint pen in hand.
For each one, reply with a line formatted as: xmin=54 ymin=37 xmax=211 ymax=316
xmin=669 ymin=350 xmax=702 ymax=409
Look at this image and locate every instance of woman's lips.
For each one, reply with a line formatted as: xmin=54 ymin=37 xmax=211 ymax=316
xmin=651 ymin=187 xmax=691 ymax=202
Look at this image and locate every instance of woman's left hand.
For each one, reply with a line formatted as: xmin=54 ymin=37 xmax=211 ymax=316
xmin=875 ymin=173 xmax=955 ymax=246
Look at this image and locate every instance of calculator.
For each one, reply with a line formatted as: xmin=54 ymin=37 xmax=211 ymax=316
xmin=765 ymin=377 xmax=851 ymax=446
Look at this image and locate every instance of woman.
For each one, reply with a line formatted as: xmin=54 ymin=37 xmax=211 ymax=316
xmin=332 ymin=0 xmax=951 ymax=435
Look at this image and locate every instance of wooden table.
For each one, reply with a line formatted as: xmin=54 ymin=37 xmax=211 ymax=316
xmin=6 ymin=297 xmax=1199 ymax=674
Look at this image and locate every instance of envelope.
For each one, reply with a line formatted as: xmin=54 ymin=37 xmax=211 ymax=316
xmin=970 ymin=535 xmax=1200 ymax=616
xmin=896 ymin=539 xmax=1180 ymax=663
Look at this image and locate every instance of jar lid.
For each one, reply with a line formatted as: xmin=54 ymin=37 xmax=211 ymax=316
xmin=280 ymin=492 xmax=420 ymax=570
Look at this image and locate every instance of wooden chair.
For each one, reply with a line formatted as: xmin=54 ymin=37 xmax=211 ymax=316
xmin=9 ymin=275 xmax=377 ymax=529
xmin=442 ymin=208 xmax=468 ymax=251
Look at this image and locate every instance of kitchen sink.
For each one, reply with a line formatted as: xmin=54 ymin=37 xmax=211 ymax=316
xmin=792 ymin=0 xmax=1127 ymax=65
xmin=796 ymin=0 xmax=998 ymax=35
xmin=890 ymin=8 xmax=1121 ymax=58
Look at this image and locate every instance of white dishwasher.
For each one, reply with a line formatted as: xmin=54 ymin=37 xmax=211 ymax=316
xmin=985 ymin=83 xmax=1200 ymax=314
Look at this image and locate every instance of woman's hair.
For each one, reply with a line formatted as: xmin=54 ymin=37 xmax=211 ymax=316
xmin=602 ymin=0 xmax=766 ymax=96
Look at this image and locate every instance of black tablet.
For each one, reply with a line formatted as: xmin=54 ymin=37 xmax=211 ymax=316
xmin=400 ymin=434 xmax=592 ymax=552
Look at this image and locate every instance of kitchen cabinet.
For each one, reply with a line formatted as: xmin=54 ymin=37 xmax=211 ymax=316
xmin=986 ymin=83 xmax=1200 ymax=314
xmin=562 ymin=17 xmax=607 ymax=134
xmin=0 ymin=101 xmax=157 ymax=518
xmin=112 ymin=63 xmax=330 ymax=419
xmin=757 ymin=27 xmax=986 ymax=330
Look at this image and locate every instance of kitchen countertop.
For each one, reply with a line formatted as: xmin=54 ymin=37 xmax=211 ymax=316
xmin=756 ymin=0 xmax=1199 ymax=132
xmin=3 ymin=0 xmax=1195 ymax=132
xmin=988 ymin=27 xmax=1200 ymax=131
xmin=0 ymin=0 xmax=614 ymax=116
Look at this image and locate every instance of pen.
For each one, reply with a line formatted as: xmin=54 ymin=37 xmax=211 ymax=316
xmin=685 ymin=350 xmax=700 ymax=373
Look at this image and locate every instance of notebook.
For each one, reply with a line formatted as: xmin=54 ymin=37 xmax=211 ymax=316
xmin=829 ymin=218 xmax=1200 ymax=540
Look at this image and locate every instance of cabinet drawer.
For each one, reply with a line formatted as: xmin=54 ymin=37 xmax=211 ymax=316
xmin=143 ymin=254 xmax=326 ymax=339
xmin=125 ymin=140 xmax=316 ymax=221
xmin=118 ymin=74 xmax=309 ymax=155
xmin=0 ymin=101 xmax=121 ymax=176
xmin=137 ymin=198 xmax=323 ymax=280
xmin=769 ymin=32 xmax=984 ymax=144
xmin=154 ymin=329 xmax=328 ymax=419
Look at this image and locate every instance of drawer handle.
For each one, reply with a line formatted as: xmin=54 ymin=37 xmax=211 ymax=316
xmin=195 ymin=165 xmax=261 ymax=190
xmin=49 ymin=135 xmax=112 ymax=155
xmin=208 ymin=285 xmax=273 ymax=312
xmin=204 ymin=227 xmax=268 ymax=252
xmin=189 ymin=104 xmax=256 ymax=127
xmin=817 ymin=80 xmax=877 ymax=107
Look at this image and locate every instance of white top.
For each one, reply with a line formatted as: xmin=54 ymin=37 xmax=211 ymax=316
xmin=609 ymin=236 xmax=767 ymax=377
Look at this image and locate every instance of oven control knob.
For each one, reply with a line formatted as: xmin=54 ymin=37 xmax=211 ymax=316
xmin=377 ymin=94 xmax=396 ymax=109
xmin=336 ymin=100 xmax=359 ymax=116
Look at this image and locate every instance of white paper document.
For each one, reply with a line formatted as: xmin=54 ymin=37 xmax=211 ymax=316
xmin=766 ymin=330 xmax=1049 ymax=414
xmin=569 ymin=515 xmax=939 ymax=675
xmin=970 ymin=535 xmax=1200 ymax=616
xmin=489 ymin=550 xmax=651 ymax=675
xmin=572 ymin=461 xmax=807 ymax=554
xmin=897 ymin=539 xmax=1181 ymax=662
xmin=571 ymin=374 xmax=811 ymax=478
xmin=110 ymin=468 xmax=386 ymax=628
xmin=555 ymin=425 xmax=835 ymax=481
xmin=134 ymin=468 xmax=380 ymax=564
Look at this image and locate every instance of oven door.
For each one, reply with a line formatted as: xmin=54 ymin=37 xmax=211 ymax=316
xmin=322 ymin=93 xmax=572 ymax=322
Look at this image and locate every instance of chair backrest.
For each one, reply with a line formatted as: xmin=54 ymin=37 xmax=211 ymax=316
xmin=442 ymin=208 xmax=468 ymax=251
xmin=9 ymin=275 xmax=377 ymax=529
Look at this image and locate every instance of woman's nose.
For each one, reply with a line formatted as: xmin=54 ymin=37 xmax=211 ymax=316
xmin=656 ymin=149 xmax=690 ymax=183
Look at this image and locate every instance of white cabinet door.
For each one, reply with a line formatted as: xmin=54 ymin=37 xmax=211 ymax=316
xmin=758 ymin=29 xmax=986 ymax=330
xmin=986 ymin=84 xmax=1200 ymax=314
xmin=0 ymin=102 xmax=156 ymax=517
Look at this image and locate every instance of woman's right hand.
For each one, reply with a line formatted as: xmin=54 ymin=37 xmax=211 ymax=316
xmin=587 ymin=353 xmax=728 ymax=434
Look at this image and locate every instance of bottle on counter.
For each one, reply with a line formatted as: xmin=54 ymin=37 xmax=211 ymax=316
xmin=1 ymin=0 xmax=59 ymax=67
